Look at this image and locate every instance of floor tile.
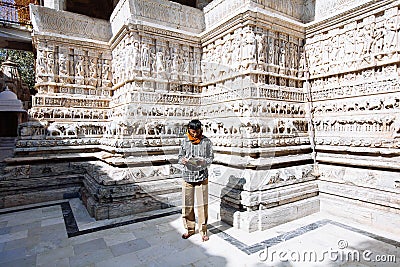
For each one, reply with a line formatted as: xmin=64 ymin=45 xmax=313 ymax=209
xmin=110 ymin=238 xmax=151 ymax=257
xmin=73 ymin=238 xmax=107 ymax=255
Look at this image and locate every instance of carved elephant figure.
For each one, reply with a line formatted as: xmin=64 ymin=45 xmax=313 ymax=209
xmin=239 ymin=123 xmax=253 ymax=135
xmin=260 ymin=119 xmax=277 ymax=134
xmin=392 ymin=117 xmax=400 ymax=138
xmin=47 ymin=123 xmax=63 ymax=136
xmin=134 ymin=121 xmax=145 ymax=135
xmin=367 ymin=99 xmax=382 ymax=110
xmin=105 ymin=121 xmax=118 ymax=136
xmin=145 ymin=121 xmax=164 ymax=136
xmin=65 ymin=124 xmax=79 ymax=137
xmin=383 ymin=98 xmax=396 ymax=109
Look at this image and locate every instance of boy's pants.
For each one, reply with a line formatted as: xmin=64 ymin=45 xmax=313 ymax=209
xmin=182 ymin=179 xmax=208 ymax=236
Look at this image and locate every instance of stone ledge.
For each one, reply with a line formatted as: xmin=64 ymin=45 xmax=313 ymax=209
xmin=228 ymin=197 xmax=320 ymax=232
xmin=320 ymin=193 xmax=400 ymax=235
xmin=318 ymin=180 xmax=400 ymax=210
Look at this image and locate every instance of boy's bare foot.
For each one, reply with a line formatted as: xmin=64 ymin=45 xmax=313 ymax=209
xmin=201 ymin=235 xmax=209 ymax=242
xmin=181 ymin=232 xmax=194 ymax=239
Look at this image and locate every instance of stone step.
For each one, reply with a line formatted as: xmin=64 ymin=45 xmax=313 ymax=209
xmin=0 ymin=137 xmax=16 ymax=148
xmin=0 ymin=147 xmax=15 ymax=162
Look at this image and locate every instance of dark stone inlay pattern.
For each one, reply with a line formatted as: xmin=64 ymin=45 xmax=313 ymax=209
xmin=60 ymin=202 xmax=79 ymax=238
xmin=209 ymin=219 xmax=400 ymax=255
xmin=59 ymin=202 xmax=182 ymax=238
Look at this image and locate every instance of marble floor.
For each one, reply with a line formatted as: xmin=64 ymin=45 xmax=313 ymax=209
xmin=0 ymin=198 xmax=399 ymax=267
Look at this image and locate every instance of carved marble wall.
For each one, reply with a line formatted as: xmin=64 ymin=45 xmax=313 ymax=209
xmin=19 ymin=5 xmax=112 ymax=150
xmin=200 ymin=2 xmax=318 ymax=232
xmin=306 ymin=1 xmax=400 ymax=169
xmin=306 ymin=0 xmax=400 ymax=231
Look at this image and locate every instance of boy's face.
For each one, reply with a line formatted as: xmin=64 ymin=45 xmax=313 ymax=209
xmin=188 ymin=128 xmax=201 ymax=138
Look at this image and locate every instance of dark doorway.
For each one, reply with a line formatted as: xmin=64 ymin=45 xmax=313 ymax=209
xmin=0 ymin=112 xmax=18 ymax=137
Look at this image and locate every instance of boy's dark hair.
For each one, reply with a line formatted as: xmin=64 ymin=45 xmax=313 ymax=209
xmin=188 ymin=119 xmax=202 ymax=130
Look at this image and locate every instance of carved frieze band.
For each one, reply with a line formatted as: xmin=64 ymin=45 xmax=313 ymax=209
xmin=111 ymin=0 xmax=204 ymax=35
xmin=202 ymin=26 xmax=305 ymax=82
xmin=306 ymin=6 xmax=399 ymax=78
xmin=112 ymin=31 xmax=202 ymax=86
xmin=311 ymin=66 xmax=399 ymax=100
xmin=30 ymin=5 xmax=112 ymax=42
xmin=36 ymin=43 xmax=112 ymax=88
xmin=204 ymin=0 xmax=314 ymax=28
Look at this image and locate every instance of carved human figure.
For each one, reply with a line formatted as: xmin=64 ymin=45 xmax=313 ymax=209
xmin=279 ymin=41 xmax=286 ymax=69
xmin=156 ymin=48 xmax=165 ymax=73
xmin=47 ymin=50 xmax=55 ymax=80
xmin=241 ymin=27 xmax=256 ymax=63
xmin=223 ymin=37 xmax=233 ymax=67
xmin=75 ymin=55 xmax=85 ymax=78
xmin=102 ymin=59 xmax=112 ymax=86
xmin=140 ymin=43 xmax=150 ymax=71
xmin=212 ymin=42 xmax=221 ymax=66
xmin=131 ymin=41 xmax=140 ymax=69
xmin=88 ymin=57 xmax=98 ymax=86
xmin=37 ymin=48 xmax=47 ymax=77
xmin=170 ymin=47 xmax=180 ymax=74
xmin=384 ymin=14 xmax=398 ymax=55
xmin=231 ymin=32 xmax=241 ymax=70
xmin=360 ymin=20 xmax=376 ymax=61
xmin=193 ymin=53 xmax=201 ymax=78
xmin=256 ymin=33 xmax=266 ymax=63
xmin=274 ymin=39 xmax=280 ymax=66
xmin=182 ymin=50 xmax=190 ymax=75
xmin=149 ymin=47 xmax=157 ymax=75
xmin=58 ymin=52 xmax=68 ymax=77
xmin=268 ymin=37 xmax=275 ymax=65
xmin=373 ymin=24 xmax=385 ymax=58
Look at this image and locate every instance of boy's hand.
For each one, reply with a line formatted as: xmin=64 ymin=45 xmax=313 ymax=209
xmin=181 ymin=157 xmax=189 ymax=164
xmin=197 ymin=158 xmax=206 ymax=166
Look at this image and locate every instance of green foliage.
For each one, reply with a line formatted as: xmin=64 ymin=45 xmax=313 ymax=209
xmin=0 ymin=49 xmax=35 ymax=93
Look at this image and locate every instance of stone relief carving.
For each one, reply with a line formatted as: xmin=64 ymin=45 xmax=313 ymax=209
xmin=315 ymin=0 xmax=370 ymax=21
xmin=308 ymin=5 xmax=400 ymax=150
xmin=202 ymin=26 xmax=303 ymax=81
xmin=204 ymin=0 xmax=312 ymax=27
xmin=133 ymin=0 xmax=204 ymax=33
xmin=35 ymin=44 xmax=112 ymax=88
xmin=307 ymin=7 xmax=400 ymax=77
